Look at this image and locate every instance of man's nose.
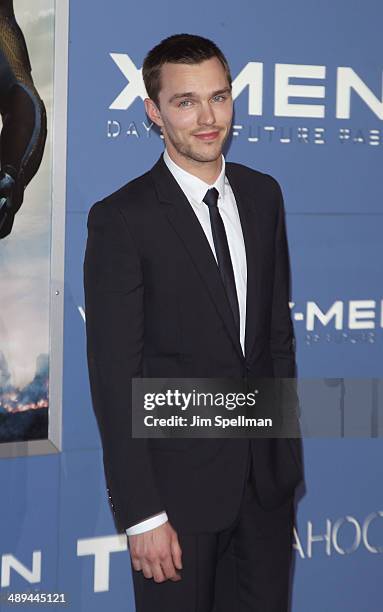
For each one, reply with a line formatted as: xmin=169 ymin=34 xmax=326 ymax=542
xmin=197 ymin=101 xmax=215 ymax=125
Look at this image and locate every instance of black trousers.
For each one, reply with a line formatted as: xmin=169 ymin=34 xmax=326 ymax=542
xmin=131 ymin=449 xmax=295 ymax=612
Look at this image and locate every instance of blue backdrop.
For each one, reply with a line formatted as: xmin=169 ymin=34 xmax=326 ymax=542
xmin=1 ymin=1 xmax=382 ymax=610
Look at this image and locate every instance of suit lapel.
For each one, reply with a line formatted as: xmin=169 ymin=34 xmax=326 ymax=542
xmin=150 ymin=155 xmax=244 ymax=361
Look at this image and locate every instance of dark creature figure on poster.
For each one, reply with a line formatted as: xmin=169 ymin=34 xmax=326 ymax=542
xmin=0 ymin=0 xmax=47 ymax=239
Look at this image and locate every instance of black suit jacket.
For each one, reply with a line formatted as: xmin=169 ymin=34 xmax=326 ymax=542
xmin=83 ymin=153 xmax=304 ymax=534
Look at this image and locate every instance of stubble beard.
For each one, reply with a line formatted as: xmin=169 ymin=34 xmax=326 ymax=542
xmin=166 ymin=128 xmax=229 ymax=164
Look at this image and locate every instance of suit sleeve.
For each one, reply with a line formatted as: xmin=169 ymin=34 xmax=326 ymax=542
xmin=268 ymin=178 xmax=301 ymax=434
xmin=83 ymin=200 xmax=164 ymax=532
xmin=269 ymin=178 xmax=296 ymax=378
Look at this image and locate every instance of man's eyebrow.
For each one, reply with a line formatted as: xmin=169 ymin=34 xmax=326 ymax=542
xmin=168 ymin=92 xmax=194 ymax=103
xmin=168 ymin=87 xmax=232 ymax=104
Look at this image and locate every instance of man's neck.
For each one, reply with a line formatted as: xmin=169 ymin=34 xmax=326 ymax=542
xmin=165 ymin=147 xmax=223 ymax=185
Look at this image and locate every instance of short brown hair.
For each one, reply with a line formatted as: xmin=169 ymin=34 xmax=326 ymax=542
xmin=142 ymin=33 xmax=232 ymax=107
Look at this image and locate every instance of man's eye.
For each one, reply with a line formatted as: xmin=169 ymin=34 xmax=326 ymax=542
xmin=212 ymin=95 xmax=226 ymax=102
xmin=179 ymin=100 xmax=193 ymax=107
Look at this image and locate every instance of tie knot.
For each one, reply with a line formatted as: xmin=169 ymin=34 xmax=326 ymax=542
xmin=203 ymin=187 xmax=219 ymax=208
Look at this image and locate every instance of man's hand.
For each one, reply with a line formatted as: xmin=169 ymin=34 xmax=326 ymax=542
xmin=128 ymin=521 xmax=183 ymax=583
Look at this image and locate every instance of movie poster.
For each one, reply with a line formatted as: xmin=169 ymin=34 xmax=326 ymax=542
xmin=0 ymin=0 xmax=56 ymax=446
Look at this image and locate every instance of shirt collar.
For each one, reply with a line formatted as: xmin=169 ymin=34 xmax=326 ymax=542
xmin=163 ymin=148 xmax=226 ymax=204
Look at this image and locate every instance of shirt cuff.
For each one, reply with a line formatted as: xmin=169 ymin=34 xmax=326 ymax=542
xmin=125 ymin=511 xmax=168 ymax=536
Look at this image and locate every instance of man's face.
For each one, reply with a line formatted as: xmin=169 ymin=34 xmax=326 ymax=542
xmin=148 ymin=57 xmax=233 ymax=164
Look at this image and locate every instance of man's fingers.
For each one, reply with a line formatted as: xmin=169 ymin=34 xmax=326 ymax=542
xmin=131 ymin=558 xmax=142 ymax=572
xmin=160 ymin=554 xmax=181 ymax=581
xmin=151 ymin=561 xmax=167 ymax=583
xmin=171 ymin=533 xmax=183 ymax=570
xmin=141 ymin=560 xmax=153 ymax=579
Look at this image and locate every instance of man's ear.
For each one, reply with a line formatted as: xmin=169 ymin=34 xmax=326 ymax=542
xmin=144 ymin=98 xmax=163 ymax=128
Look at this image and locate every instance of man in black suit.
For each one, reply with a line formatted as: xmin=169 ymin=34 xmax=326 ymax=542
xmin=84 ymin=33 xmax=303 ymax=612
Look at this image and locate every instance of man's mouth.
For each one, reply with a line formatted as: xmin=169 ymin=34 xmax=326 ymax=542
xmin=194 ymin=130 xmax=220 ymax=141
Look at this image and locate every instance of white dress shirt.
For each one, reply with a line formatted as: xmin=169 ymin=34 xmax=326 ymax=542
xmin=125 ymin=148 xmax=247 ymax=537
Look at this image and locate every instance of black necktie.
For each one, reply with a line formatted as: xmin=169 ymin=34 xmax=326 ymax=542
xmin=203 ymin=187 xmax=240 ymax=337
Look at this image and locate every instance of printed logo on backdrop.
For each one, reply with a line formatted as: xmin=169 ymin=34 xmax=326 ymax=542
xmin=292 ymin=298 xmax=382 ymax=346
xmin=106 ymin=54 xmax=382 ymax=147
xmin=294 ymin=511 xmax=383 ymax=558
